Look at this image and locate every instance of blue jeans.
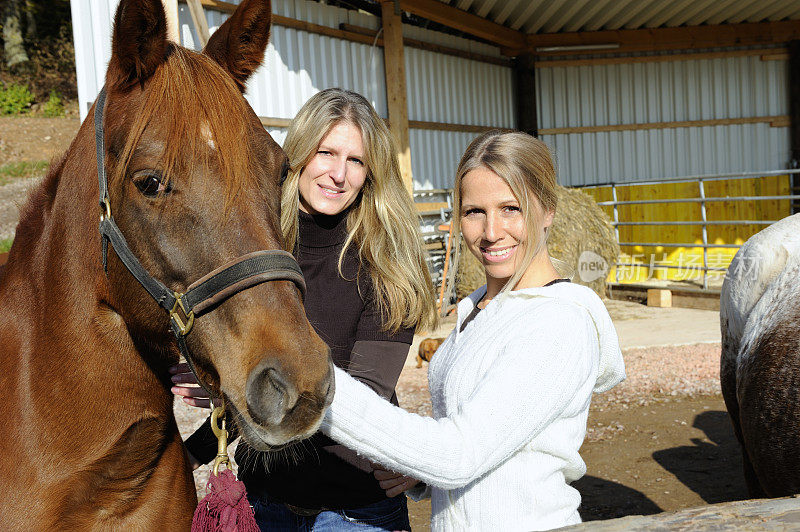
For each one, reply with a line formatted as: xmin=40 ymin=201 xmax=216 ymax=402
xmin=248 ymin=492 xmax=411 ymax=532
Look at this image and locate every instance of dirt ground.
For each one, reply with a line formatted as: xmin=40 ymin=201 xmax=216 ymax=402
xmin=0 ymin=114 xmax=82 ymax=240
xmin=0 ymin=113 xmax=81 ymax=166
xmin=4 ymin=115 xmax=749 ymax=530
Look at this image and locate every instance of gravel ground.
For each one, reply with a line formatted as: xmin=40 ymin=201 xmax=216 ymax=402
xmin=0 ymin=176 xmax=43 ymax=240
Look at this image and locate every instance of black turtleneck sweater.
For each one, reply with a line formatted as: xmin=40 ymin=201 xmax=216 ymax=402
xmin=185 ymin=209 xmax=415 ymax=510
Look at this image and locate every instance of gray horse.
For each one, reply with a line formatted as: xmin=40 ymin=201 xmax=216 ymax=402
xmin=720 ymin=213 xmax=800 ymax=497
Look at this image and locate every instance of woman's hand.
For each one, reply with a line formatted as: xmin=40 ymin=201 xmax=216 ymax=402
xmin=373 ymin=467 xmax=420 ymax=497
xmin=170 ymin=363 xmax=212 ymax=409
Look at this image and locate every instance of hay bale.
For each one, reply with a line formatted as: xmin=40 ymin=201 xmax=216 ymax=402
xmin=455 ymin=185 xmax=619 ymax=298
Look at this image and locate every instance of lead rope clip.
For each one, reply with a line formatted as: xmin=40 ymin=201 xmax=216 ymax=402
xmin=210 ymin=404 xmax=230 ymax=476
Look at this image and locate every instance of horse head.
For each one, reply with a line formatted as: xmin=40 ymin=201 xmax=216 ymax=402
xmin=99 ymin=0 xmax=333 ymax=450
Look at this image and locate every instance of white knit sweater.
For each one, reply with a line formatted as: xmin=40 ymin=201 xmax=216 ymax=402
xmin=321 ymin=282 xmax=626 ymax=531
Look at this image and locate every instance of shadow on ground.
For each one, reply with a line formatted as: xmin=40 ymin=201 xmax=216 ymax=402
xmin=653 ymin=410 xmax=748 ymax=504
xmin=574 ymin=476 xmax=662 ymax=521
xmin=576 ymin=409 xmax=749 ymax=522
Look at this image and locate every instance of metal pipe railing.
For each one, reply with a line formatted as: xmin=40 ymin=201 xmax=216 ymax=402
xmin=618 ymin=242 xmax=741 ymax=248
xmin=585 ymin=170 xmax=796 ymax=290
xmin=597 ymin=194 xmax=800 ymax=206
xmin=614 ymin=220 xmax=778 ymax=226
xmin=583 ymin=168 xmax=800 ymax=188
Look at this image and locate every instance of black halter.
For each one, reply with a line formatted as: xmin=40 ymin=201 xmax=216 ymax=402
xmin=94 ymin=87 xmax=305 ymax=398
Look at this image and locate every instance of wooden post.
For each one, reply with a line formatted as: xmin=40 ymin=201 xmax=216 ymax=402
xmin=162 ymin=0 xmax=180 ymax=43
xmin=186 ymin=0 xmax=211 ymax=48
xmin=513 ymin=53 xmax=537 ymax=137
xmin=789 ymin=40 xmax=800 ymax=213
xmin=381 ymin=1 xmax=413 ymax=195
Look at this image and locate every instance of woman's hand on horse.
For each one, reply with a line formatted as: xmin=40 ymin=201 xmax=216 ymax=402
xmin=373 ymin=467 xmax=420 ymax=497
xmin=169 ymin=363 xmax=212 ymax=409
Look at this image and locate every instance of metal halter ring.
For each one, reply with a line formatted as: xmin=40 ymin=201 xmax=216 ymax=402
xmin=169 ymin=293 xmax=195 ymax=336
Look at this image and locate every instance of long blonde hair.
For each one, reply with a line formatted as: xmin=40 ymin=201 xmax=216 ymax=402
xmin=281 ymin=89 xmax=438 ymax=333
xmin=452 ymin=131 xmax=558 ymax=295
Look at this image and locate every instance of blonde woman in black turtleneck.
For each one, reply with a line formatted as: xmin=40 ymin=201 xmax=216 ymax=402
xmin=173 ymin=88 xmax=438 ymax=531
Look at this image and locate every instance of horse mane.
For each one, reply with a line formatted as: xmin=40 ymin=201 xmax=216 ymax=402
xmin=110 ymin=45 xmax=260 ymax=210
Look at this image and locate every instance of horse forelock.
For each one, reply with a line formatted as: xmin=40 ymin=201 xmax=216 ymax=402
xmin=108 ymin=45 xmax=265 ymax=213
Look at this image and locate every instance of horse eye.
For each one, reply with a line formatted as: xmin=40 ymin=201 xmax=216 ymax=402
xmin=133 ymin=171 xmax=171 ymax=198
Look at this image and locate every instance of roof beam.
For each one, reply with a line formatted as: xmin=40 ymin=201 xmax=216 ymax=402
xmin=395 ymin=0 xmax=526 ymax=49
xmin=525 ymin=19 xmax=800 ymax=56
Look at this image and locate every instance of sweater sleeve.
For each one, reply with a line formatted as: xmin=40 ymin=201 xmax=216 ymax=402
xmin=320 ymin=309 xmax=598 ymax=490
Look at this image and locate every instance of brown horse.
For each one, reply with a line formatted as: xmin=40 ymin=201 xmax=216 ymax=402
xmin=0 ymin=0 xmax=334 ymax=528
xmin=720 ymin=213 xmax=800 ymax=498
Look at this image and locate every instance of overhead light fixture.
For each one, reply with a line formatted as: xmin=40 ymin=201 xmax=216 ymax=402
xmin=535 ymin=43 xmax=621 ymax=53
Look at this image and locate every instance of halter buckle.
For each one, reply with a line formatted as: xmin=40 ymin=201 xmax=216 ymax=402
xmin=169 ymin=293 xmax=195 ymax=336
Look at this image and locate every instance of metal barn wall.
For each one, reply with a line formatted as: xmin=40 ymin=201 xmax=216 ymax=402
xmin=405 ymin=46 xmax=515 ymax=189
xmin=536 ymin=52 xmax=790 ymax=186
xmin=70 ymin=0 xmax=514 ymax=191
xmin=69 ymin=0 xmax=114 ymax=119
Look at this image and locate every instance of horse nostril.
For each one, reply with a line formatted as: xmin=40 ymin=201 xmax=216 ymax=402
xmin=266 ymin=367 xmax=288 ymax=396
xmin=246 ymin=363 xmax=299 ymax=426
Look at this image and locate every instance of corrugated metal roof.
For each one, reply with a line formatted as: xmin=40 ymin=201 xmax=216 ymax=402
xmin=436 ymin=0 xmax=800 ymax=34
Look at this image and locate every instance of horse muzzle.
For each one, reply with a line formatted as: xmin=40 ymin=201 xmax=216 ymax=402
xmin=236 ymin=357 xmax=335 ymax=449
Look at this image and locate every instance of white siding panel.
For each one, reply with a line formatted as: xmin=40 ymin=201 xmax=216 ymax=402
xmin=410 ymin=129 xmax=482 ymax=190
xmin=537 ymin=51 xmax=789 ymax=184
xmin=542 ymin=123 xmax=790 ymax=185
xmin=71 ymin=0 xmax=115 ymax=118
xmin=404 ymin=47 xmax=513 ymax=127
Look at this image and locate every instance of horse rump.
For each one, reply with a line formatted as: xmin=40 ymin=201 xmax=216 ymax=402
xmin=720 ymin=214 xmax=800 ymax=498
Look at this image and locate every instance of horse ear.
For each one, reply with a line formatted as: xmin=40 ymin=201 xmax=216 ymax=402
xmin=203 ymin=0 xmax=272 ymax=92
xmin=106 ymin=0 xmax=169 ymax=91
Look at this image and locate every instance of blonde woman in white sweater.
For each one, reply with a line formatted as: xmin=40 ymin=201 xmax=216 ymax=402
xmin=320 ymin=131 xmax=626 ymax=531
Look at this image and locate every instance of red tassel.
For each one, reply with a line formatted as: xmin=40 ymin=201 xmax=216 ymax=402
xmin=192 ymin=469 xmax=259 ymax=532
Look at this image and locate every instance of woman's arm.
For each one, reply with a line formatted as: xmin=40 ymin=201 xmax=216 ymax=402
xmin=321 ymin=310 xmax=598 ymax=489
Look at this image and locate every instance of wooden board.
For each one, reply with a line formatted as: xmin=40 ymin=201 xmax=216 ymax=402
xmin=539 ymin=116 xmax=788 ymax=136
xmin=381 ymin=1 xmax=413 ymax=195
xmin=526 ymin=20 xmax=800 ymax=57
xmin=397 ymin=0 xmax=525 ymax=50
xmin=161 ymin=0 xmax=180 ymax=43
xmin=415 ymin=202 xmax=449 ymax=212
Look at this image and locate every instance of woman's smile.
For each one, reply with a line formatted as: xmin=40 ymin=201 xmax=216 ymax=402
xmin=318 ymin=183 xmax=345 ymax=198
xmin=480 ymin=245 xmax=517 ymax=262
